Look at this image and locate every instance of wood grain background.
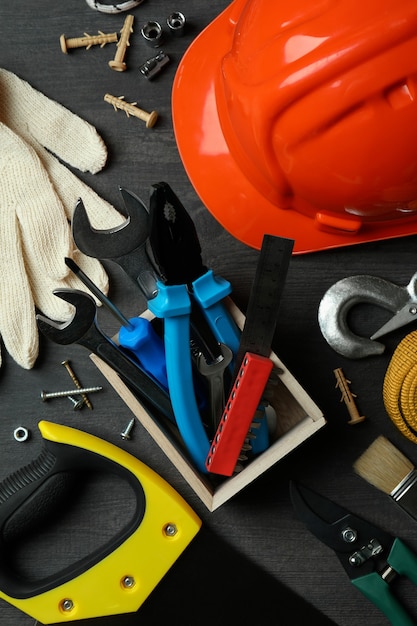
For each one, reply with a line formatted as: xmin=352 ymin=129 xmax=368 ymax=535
xmin=1 ymin=2 xmax=417 ymax=624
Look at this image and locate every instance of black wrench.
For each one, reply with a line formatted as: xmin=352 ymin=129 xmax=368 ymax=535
xmin=73 ymin=184 xmax=219 ymax=361
xmin=36 ymin=289 xmax=173 ymax=420
xmin=72 ymin=187 xmax=158 ymax=298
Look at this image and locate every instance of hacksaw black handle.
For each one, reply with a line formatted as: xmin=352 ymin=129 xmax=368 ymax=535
xmin=0 ymin=421 xmax=145 ymax=599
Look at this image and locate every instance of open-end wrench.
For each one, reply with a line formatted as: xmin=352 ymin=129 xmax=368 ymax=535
xmin=72 ymin=187 xmax=158 ymax=299
xmin=197 ymin=344 xmax=233 ymax=433
xmin=36 ymin=289 xmax=173 ymax=420
xmin=74 ymin=184 xmax=236 ymax=367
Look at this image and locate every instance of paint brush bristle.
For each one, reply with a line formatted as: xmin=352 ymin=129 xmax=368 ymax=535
xmin=353 ymin=436 xmax=414 ymax=495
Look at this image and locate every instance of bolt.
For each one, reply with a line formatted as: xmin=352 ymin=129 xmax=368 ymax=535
xmin=349 ymin=553 xmax=362 ymax=567
xmin=109 ymin=13 xmax=134 ymax=71
xmin=60 ymin=31 xmax=118 ymax=54
xmin=68 ymin=396 xmax=85 ymax=411
xmin=341 ymin=527 xmax=357 ymax=543
xmin=40 ymin=386 xmax=103 ymax=401
xmin=104 ymin=93 xmax=158 ymax=128
xmin=120 ymin=418 xmax=135 ymax=440
xmin=62 ymin=359 xmax=93 ymax=410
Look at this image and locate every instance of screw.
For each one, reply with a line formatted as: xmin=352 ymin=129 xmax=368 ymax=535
xmin=109 ymin=13 xmax=134 ymax=71
xmin=122 ymin=576 xmax=135 ymax=588
xmin=40 ymin=386 xmax=103 ymax=401
xmin=61 ymin=599 xmax=74 ymax=612
xmin=104 ymin=93 xmax=158 ymax=128
xmin=68 ymin=396 xmax=85 ymax=411
xmin=60 ymin=31 xmax=118 ymax=54
xmin=164 ymin=523 xmax=178 ymax=537
xmin=62 ymin=359 xmax=93 ymax=410
xmin=120 ymin=418 xmax=135 ymax=440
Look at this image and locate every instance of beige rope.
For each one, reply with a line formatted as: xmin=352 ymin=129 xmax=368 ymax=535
xmin=383 ymin=330 xmax=417 ymax=443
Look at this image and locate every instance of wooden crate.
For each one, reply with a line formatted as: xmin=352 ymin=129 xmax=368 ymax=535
xmin=91 ymin=300 xmax=326 ymax=511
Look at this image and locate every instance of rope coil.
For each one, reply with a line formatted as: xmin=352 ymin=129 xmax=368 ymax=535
xmin=383 ymin=330 xmax=417 ymax=443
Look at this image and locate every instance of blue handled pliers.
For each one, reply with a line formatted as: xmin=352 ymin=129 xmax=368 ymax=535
xmin=147 ymin=182 xmax=241 ymax=473
xmin=290 ymin=481 xmax=417 ymax=626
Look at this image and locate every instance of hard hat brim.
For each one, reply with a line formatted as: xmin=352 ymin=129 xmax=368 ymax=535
xmin=172 ymin=5 xmax=417 ymax=253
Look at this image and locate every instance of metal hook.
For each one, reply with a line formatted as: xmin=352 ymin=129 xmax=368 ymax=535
xmin=318 ymin=273 xmax=417 ymax=359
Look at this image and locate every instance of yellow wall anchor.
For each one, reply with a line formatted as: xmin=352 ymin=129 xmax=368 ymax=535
xmin=104 ymin=93 xmax=158 ymax=128
xmin=334 ymin=367 xmax=366 ymax=425
xmin=109 ymin=13 xmax=134 ymax=71
xmin=60 ymin=31 xmax=118 ymax=53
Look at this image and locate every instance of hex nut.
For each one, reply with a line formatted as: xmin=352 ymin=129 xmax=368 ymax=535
xmin=166 ymin=11 xmax=186 ymax=37
xmin=14 ymin=427 xmax=30 ymax=442
xmin=141 ymin=21 xmax=164 ymax=47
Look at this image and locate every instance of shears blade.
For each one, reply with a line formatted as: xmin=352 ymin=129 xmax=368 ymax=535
xmin=290 ymin=481 xmax=354 ymax=552
xmin=290 ymin=481 xmax=394 ymax=576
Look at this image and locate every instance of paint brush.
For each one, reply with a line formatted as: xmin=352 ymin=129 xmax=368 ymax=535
xmin=353 ymin=435 xmax=417 ymax=520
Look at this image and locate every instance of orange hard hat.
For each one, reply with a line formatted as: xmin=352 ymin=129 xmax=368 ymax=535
xmin=172 ymin=0 xmax=417 ymax=253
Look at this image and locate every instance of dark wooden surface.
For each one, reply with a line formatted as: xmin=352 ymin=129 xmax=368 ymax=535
xmin=1 ymin=2 xmax=417 ymax=625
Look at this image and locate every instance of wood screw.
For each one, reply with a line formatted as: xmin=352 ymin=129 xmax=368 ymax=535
xmin=40 ymin=386 xmax=103 ymax=401
xmin=60 ymin=31 xmax=118 ymax=54
xmin=68 ymin=396 xmax=85 ymax=411
xmin=109 ymin=14 xmax=134 ymax=72
xmin=120 ymin=418 xmax=135 ymax=440
xmin=62 ymin=359 xmax=93 ymax=410
xmin=104 ymin=93 xmax=158 ymax=128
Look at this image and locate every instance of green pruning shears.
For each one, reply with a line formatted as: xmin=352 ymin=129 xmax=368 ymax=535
xmin=290 ymin=481 xmax=417 ymax=626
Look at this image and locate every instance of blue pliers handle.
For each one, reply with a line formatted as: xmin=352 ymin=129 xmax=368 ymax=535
xmin=149 ymin=281 xmax=210 ymax=473
xmin=191 ymin=269 xmax=240 ymax=362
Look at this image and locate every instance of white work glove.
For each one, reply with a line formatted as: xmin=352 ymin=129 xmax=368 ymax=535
xmin=0 ymin=68 xmax=124 ymax=369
